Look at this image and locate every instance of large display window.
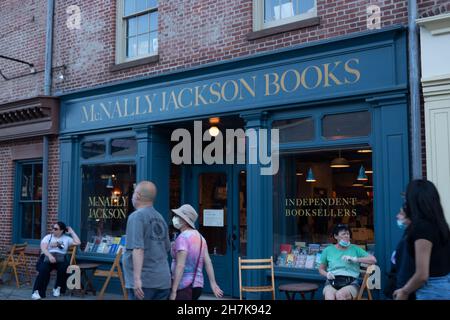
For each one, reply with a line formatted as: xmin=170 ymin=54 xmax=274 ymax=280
xmin=273 ymin=148 xmax=374 ymax=269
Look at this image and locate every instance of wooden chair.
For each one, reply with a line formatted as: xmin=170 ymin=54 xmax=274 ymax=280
xmin=67 ymin=245 xmax=77 ymax=265
xmin=355 ymin=264 xmax=379 ymax=300
xmin=0 ymin=243 xmax=31 ymax=287
xmin=94 ymin=248 xmax=127 ymax=300
xmin=238 ymin=256 xmax=275 ymax=300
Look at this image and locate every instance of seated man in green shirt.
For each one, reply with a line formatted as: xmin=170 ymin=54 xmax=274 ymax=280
xmin=319 ymin=224 xmax=377 ymax=300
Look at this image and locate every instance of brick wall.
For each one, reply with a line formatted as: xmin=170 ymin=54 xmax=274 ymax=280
xmin=52 ymin=0 xmax=412 ymax=94
xmin=0 ymin=137 xmax=60 ymax=278
xmin=0 ymin=0 xmax=47 ymax=104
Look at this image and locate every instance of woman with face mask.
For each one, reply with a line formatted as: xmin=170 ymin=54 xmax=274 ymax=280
xmin=319 ymin=224 xmax=377 ymax=300
xmin=169 ymin=204 xmax=223 ymax=300
xmin=384 ymin=206 xmax=416 ymax=299
xmin=393 ymin=180 xmax=450 ymax=300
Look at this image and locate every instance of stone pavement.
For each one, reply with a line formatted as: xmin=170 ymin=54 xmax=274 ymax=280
xmin=0 ymin=280 xmax=233 ymax=300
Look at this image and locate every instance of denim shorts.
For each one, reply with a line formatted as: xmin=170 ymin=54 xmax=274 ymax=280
xmin=416 ymin=273 xmax=450 ymax=300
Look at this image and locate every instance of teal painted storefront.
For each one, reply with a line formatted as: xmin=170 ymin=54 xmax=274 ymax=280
xmin=57 ymin=26 xmax=410 ymax=299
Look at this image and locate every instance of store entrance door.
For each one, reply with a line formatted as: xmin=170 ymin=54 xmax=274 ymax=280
xmin=186 ymin=164 xmax=246 ymax=297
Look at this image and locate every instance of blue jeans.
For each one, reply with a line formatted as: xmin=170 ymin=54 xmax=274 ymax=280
xmin=128 ymin=288 xmax=170 ymax=300
xmin=416 ymin=273 xmax=450 ymax=300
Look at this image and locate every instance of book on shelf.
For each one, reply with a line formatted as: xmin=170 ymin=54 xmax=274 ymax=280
xmin=304 ymin=255 xmax=316 ymax=269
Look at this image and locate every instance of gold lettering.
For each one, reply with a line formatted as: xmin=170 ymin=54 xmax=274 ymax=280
xmin=280 ymin=69 xmax=301 ymax=93
xmin=209 ymin=82 xmax=221 ymax=104
xmin=177 ymin=87 xmax=193 ymax=108
xmin=238 ymin=76 xmax=256 ymax=99
xmin=81 ymin=105 xmax=94 ymax=123
xmin=301 ymin=65 xmax=323 ymax=89
xmin=221 ymin=80 xmax=239 ymax=102
xmin=112 ymin=100 xmax=123 ymax=118
xmin=135 ymin=96 xmax=148 ymax=116
xmin=323 ymin=61 xmax=343 ymax=87
xmin=168 ymin=91 xmax=179 ymax=109
xmin=144 ymin=94 xmax=157 ymax=113
xmin=194 ymin=85 xmax=209 ymax=106
xmin=344 ymin=58 xmax=360 ymax=84
xmin=122 ymin=98 xmax=133 ymax=116
xmin=161 ymin=91 xmax=168 ymax=111
xmin=99 ymin=102 xmax=111 ymax=119
xmin=264 ymin=72 xmax=280 ymax=96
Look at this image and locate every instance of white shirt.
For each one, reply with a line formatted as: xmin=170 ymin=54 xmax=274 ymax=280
xmin=41 ymin=234 xmax=74 ymax=254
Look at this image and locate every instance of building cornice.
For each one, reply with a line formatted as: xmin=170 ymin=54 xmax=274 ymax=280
xmin=417 ymin=13 xmax=450 ymax=35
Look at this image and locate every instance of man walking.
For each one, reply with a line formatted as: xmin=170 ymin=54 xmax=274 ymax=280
xmin=123 ymin=181 xmax=171 ymax=300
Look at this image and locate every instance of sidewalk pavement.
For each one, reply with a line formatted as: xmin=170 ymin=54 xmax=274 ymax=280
xmin=0 ymin=282 xmax=234 ymax=300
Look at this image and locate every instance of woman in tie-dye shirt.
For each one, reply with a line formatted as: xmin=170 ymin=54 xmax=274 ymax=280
xmin=169 ymin=204 xmax=223 ymax=300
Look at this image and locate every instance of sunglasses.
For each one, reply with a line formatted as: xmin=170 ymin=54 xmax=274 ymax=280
xmin=53 ymin=227 xmax=60 ymax=231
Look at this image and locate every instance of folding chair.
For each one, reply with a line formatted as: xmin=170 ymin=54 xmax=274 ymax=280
xmin=238 ymin=256 xmax=275 ymax=300
xmin=94 ymin=248 xmax=127 ymax=300
xmin=0 ymin=243 xmax=31 ymax=287
xmin=354 ymin=263 xmax=379 ymax=300
xmin=67 ymin=245 xmax=77 ymax=265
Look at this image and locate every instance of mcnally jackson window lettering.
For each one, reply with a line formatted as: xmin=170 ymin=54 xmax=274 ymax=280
xmin=79 ymin=137 xmax=137 ymax=255
xmin=273 ymin=148 xmax=374 ymax=269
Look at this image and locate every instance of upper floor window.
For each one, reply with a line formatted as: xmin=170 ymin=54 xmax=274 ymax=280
xmin=117 ymin=0 xmax=158 ymax=63
xmin=15 ymin=161 xmax=43 ymax=243
xmin=253 ymin=0 xmax=317 ymax=31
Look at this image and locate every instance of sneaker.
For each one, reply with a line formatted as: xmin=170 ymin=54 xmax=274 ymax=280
xmin=52 ymin=287 xmax=61 ymax=297
xmin=31 ymin=290 xmax=41 ymax=300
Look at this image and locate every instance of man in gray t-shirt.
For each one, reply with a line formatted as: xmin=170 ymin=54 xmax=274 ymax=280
xmin=123 ymin=181 xmax=171 ymax=300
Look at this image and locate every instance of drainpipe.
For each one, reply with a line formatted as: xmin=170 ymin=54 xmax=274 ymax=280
xmin=41 ymin=0 xmax=55 ymax=238
xmin=408 ymin=0 xmax=422 ymax=179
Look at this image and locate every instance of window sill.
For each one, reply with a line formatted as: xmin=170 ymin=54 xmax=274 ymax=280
xmin=247 ymin=17 xmax=320 ymax=41
xmin=110 ymin=54 xmax=159 ymax=72
xmin=271 ymin=267 xmax=323 ymax=281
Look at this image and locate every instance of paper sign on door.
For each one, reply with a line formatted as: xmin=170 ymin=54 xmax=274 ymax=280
xmin=203 ymin=209 xmax=224 ymax=227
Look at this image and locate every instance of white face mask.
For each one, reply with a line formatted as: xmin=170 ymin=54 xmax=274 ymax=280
xmin=172 ymin=216 xmax=184 ymax=230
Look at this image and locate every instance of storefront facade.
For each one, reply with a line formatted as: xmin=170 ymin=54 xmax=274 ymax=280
xmin=58 ymin=26 xmax=409 ymax=298
xmin=417 ymin=13 xmax=450 ymax=225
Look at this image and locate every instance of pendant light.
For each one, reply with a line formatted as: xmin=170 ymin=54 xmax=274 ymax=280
xmin=330 ymin=150 xmax=350 ymax=168
xmin=306 ymin=168 xmax=316 ymax=182
xmin=106 ymin=176 xmax=114 ymax=189
xmin=357 ymin=165 xmax=368 ymax=181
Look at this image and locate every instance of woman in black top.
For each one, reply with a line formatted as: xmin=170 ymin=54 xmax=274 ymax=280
xmin=393 ymin=180 xmax=450 ymax=300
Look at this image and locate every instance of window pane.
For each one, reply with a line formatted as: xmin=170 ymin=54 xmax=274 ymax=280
xmin=81 ymin=141 xmax=106 ymax=159
xmin=298 ymin=0 xmax=315 ymax=14
xmin=198 ymin=173 xmax=228 ymax=255
xmin=137 ymin=14 xmax=149 ymax=34
xmin=81 ymin=164 xmax=136 ymax=255
xmin=322 ymin=111 xmax=371 ymax=140
xmin=33 ymin=203 xmax=42 ymax=239
xmin=150 ymin=31 xmax=158 ymax=53
xmin=150 ymin=11 xmax=158 ymax=31
xmin=111 ymin=138 xmax=137 ymax=157
xmin=33 ymin=164 xmax=43 ymax=200
xmin=138 ymin=34 xmax=149 ymax=56
xmin=148 ymin=0 xmax=157 ymax=8
xmin=127 ymin=36 xmax=137 ymax=58
xmin=264 ymin=0 xmax=277 ymax=23
xmin=21 ymin=164 xmax=33 ymax=200
xmin=127 ymin=17 xmax=137 ymax=37
xmin=21 ymin=203 xmax=34 ymax=239
xmin=135 ymin=0 xmax=147 ymax=12
xmin=272 ymin=117 xmax=314 ymax=143
xmin=273 ymin=150 xmax=374 ymax=269
xmin=124 ymin=0 xmax=135 ymax=16
xmin=280 ymin=0 xmax=294 ymax=19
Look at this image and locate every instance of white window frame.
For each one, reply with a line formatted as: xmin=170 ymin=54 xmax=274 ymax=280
xmin=116 ymin=0 xmax=158 ymax=64
xmin=253 ymin=0 xmax=317 ymax=31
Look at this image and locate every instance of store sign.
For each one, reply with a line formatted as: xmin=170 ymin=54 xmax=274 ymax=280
xmin=203 ymin=209 xmax=224 ymax=227
xmin=87 ymin=196 xmax=129 ymax=220
xmin=284 ymin=197 xmax=358 ymax=217
xmin=61 ymin=40 xmax=399 ymax=133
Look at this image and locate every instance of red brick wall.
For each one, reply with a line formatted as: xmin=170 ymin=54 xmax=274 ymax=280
xmin=418 ymin=0 xmax=450 ymax=18
xmin=53 ymin=0 xmax=411 ymax=93
xmin=0 ymin=0 xmax=47 ymax=104
xmin=0 ymin=137 xmax=59 ymax=277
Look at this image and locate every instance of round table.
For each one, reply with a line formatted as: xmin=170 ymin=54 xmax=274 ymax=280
xmin=279 ymin=283 xmax=319 ymax=300
xmin=73 ymin=263 xmax=100 ymax=297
